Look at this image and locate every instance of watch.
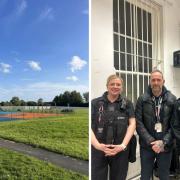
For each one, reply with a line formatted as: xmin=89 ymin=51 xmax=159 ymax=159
xmin=120 ymin=143 xmax=127 ymax=151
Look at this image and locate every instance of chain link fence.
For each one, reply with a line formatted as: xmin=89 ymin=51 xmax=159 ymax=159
xmin=0 ymin=106 xmax=75 ymax=121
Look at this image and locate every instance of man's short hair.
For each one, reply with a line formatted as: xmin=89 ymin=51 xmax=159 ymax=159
xmin=150 ymin=69 xmax=164 ymax=79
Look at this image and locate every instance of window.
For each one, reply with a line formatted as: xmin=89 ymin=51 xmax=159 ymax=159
xmin=113 ymin=0 xmax=163 ymax=103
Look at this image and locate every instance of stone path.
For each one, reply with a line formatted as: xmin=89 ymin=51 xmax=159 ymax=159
xmin=0 ymin=139 xmax=88 ymax=176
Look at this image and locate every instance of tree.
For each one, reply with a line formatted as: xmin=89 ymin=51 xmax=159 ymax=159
xmin=27 ymin=101 xmax=37 ymax=106
xmin=37 ymin=98 xmax=43 ymax=106
xmin=20 ymin=100 xmax=27 ymax=106
xmin=52 ymin=91 xmax=84 ymax=107
xmin=10 ymin=96 xmax=21 ymax=106
xmin=62 ymin=91 xmax=71 ymax=106
xmin=53 ymin=95 xmax=60 ymax=106
xmin=70 ymin=91 xmax=83 ymax=106
xmin=83 ymin=92 xmax=89 ymax=103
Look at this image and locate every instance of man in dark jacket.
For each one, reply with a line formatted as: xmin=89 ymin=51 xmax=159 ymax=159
xmin=136 ymin=69 xmax=176 ymax=180
xmin=172 ymin=99 xmax=180 ymax=174
xmin=172 ymin=98 xmax=180 ymax=150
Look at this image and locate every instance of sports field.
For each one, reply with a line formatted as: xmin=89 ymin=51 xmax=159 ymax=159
xmin=0 ymin=108 xmax=88 ymax=179
xmin=0 ymin=112 xmax=63 ymax=120
xmin=0 ymin=108 xmax=88 ymax=160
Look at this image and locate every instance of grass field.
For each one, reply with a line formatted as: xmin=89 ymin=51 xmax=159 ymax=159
xmin=0 ymin=108 xmax=88 ymax=160
xmin=0 ymin=148 xmax=87 ymax=180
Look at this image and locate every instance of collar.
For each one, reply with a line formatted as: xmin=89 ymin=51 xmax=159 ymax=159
xmin=102 ymin=91 xmax=123 ymax=103
xmin=143 ymin=86 xmax=168 ymax=102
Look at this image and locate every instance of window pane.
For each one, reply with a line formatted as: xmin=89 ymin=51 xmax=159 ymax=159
xmin=143 ymin=10 xmax=147 ymax=41
xmin=148 ymin=12 xmax=152 ymax=43
xmin=139 ymin=75 xmax=143 ymax=95
xmin=120 ymin=36 xmax=125 ymax=52
xmin=120 ymin=53 xmax=125 ymax=70
xmin=137 ymin=7 xmax=142 ymax=40
xmin=119 ymin=0 xmax=125 ymax=34
xmin=114 ymin=34 xmax=119 ymax=51
xmin=144 ymin=43 xmax=147 ymax=57
xmin=138 ymin=41 xmax=142 ymax=56
xmin=127 ymin=38 xmax=133 ymax=54
xmin=133 ymin=75 xmax=137 ymax=103
xmin=127 ymin=54 xmax=132 ymax=71
xmin=114 ymin=52 xmax=119 ymax=70
xmin=144 ymin=58 xmax=148 ymax=73
xmin=132 ymin=55 xmax=135 ymax=71
xmin=121 ymin=73 xmax=126 ymax=97
xmin=131 ymin=4 xmax=134 ymax=37
xmin=113 ymin=0 xmax=118 ymax=32
xmin=148 ymin=44 xmax=152 ymax=58
xmin=127 ymin=74 xmax=132 ymax=100
xmin=149 ymin=58 xmax=152 ymax=72
xmin=144 ymin=76 xmax=149 ymax=92
xmin=126 ymin=1 xmax=131 ymax=36
xmin=138 ymin=56 xmax=143 ymax=72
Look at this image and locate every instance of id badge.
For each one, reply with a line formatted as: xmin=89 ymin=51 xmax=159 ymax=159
xmin=155 ymin=122 xmax=162 ymax=133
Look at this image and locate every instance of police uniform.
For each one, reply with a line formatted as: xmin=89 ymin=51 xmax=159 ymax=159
xmin=91 ymin=92 xmax=135 ymax=180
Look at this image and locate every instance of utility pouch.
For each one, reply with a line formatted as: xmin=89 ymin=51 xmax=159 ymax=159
xmin=96 ymin=122 xmax=105 ymax=141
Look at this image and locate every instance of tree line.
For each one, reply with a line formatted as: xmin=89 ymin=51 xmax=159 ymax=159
xmin=0 ymin=91 xmax=89 ymax=107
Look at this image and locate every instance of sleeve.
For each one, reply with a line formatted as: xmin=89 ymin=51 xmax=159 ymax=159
xmin=171 ymin=100 xmax=180 ymax=141
xmin=126 ymin=100 xmax=135 ymax=118
xmin=162 ymin=95 xmax=176 ymax=149
xmin=135 ymin=96 xmax=155 ymax=146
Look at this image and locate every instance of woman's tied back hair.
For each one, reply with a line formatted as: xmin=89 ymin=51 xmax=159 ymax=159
xmin=106 ymin=74 xmax=123 ymax=87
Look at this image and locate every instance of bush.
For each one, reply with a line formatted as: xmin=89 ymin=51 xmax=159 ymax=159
xmin=61 ymin=108 xmax=74 ymax=113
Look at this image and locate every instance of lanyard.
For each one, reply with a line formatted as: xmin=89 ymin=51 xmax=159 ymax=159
xmin=98 ymin=105 xmax=104 ymax=122
xmin=152 ymin=96 xmax=162 ymax=122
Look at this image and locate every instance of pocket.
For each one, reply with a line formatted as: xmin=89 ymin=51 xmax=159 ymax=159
xmin=114 ymin=118 xmax=128 ymax=144
xmin=96 ymin=123 xmax=105 ymax=142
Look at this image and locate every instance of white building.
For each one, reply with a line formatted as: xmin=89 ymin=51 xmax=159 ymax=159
xmin=91 ymin=0 xmax=180 ymax=179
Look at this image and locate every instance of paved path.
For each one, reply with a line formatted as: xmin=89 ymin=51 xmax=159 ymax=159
xmin=0 ymin=139 xmax=88 ymax=176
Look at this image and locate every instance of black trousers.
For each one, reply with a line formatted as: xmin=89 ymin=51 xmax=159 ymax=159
xmin=91 ymin=147 xmax=129 ymax=180
xmin=140 ymin=147 xmax=172 ymax=180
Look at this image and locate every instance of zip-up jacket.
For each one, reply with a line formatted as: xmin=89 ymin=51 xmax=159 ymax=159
xmin=135 ymin=86 xmax=176 ymax=151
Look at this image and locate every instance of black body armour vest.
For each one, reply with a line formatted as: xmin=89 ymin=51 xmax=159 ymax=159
xmin=94 ymin=99 xmax=128 ymax=144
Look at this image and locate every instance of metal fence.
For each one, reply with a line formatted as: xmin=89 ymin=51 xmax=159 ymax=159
xmin=0 ymin=106 xmax=76 ymax=121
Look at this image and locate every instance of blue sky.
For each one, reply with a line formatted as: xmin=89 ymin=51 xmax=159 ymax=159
xmin=0 ymin=0 xmax=88 ymax=102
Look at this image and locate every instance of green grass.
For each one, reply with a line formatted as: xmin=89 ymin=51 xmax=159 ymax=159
xmin=0 ymin=108 xmax=88 ymax=160
xmin=0 ymin=148 xmax=88 ymax=180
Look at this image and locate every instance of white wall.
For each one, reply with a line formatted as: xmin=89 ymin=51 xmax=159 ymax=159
xmin=91 ymin=0 xmax=114 ymax=99
xmin=162 ymin=0 xmax=180 ymax=97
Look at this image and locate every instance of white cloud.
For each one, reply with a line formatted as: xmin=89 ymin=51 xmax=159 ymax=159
xmin=0 ymin=62 xmax=11 ymax=74
xmin=38 ymin=7 xmax=54 ymax=21
xmin=0 ymin=82 xmax=88 ymax=101
xmin=66 ymin=76 xmax=78 ymax=82
xmin=69 ymin=56 xmax=87 ymax=72
xmin=28 ymin=61 xmax=42 ymax=71
xmin=16 ymin=0 xmax=27 ymax=16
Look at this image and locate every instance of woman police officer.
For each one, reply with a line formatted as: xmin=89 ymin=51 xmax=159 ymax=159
xmin=91 ymin=74 xmax=136 ymax=180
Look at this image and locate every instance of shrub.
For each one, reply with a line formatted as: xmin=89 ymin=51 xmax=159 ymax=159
xmin=61 ymin=108 xmax=74 ymax=113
